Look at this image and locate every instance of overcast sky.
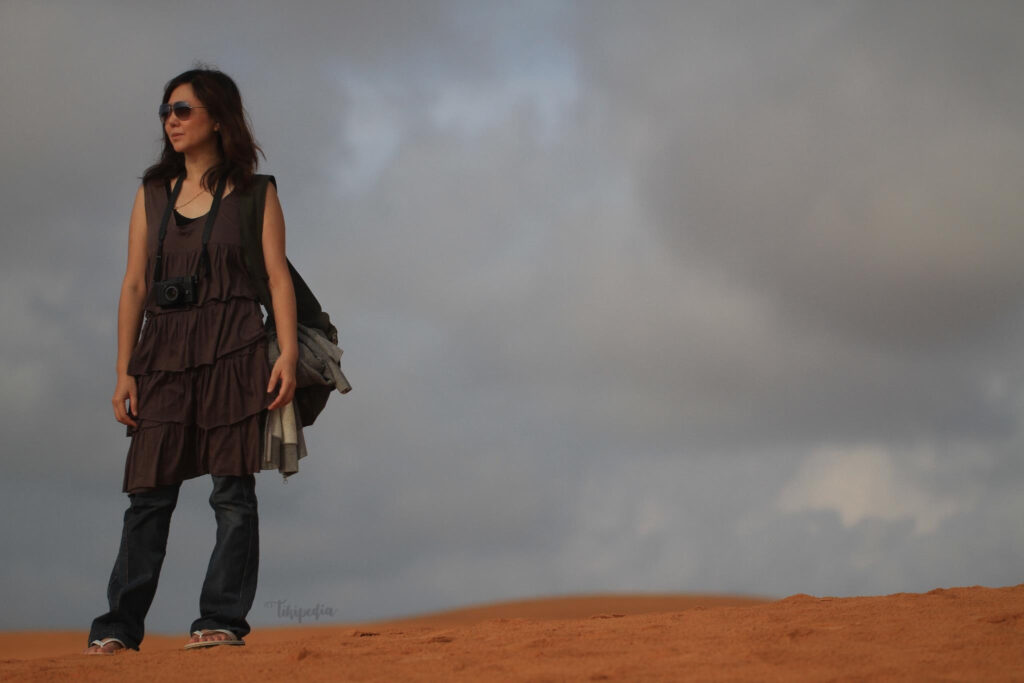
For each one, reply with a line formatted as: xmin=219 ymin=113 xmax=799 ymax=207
xmin=2 ymin=0 xmax=1023 ymax=635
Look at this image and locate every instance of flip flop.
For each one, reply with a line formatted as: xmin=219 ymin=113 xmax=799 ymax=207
xmin=184 ymin=628 xmax=245 ymax=649
xmin=85 ymin=637 xmax=127 ymax=655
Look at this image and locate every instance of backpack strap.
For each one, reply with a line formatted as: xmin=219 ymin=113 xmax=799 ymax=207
xmin=238 ymin=174 xmax=339 ymax=344
xmin=238 ymin=173 xmax=347 ymax=427
xmin=238 ymin=174 xmax=276 ymax=328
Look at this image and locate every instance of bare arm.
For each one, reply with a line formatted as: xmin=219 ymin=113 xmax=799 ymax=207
xmin=112 ymin=184 xmax=148 ymax=426
xmin=262 ymin=181 xmax=298 ymax=409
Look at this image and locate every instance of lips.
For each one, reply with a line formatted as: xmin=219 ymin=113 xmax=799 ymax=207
xmin=170 ymin=133 xmax=183 ymax=139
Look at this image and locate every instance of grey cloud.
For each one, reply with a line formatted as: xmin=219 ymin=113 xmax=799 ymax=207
xmin=577 ymin=0 xmax=1024 ymax=347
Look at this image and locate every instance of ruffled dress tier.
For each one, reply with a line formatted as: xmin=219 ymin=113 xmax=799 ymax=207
xmin=122 ymin=179 xmax=274 ymax=494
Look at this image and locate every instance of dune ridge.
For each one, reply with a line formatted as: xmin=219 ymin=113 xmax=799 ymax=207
xmin=2 ymin=586 xmax=1022 ymax=681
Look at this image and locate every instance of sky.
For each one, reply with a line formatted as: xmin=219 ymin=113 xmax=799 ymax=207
xmin=1 ymin=0 xmax=1023 ymax=634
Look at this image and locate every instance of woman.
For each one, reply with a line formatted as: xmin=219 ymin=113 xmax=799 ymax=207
xmin=84 ymin=66 xmax=298 ymax=654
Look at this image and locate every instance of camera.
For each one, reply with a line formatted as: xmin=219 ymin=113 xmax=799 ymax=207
xmin=154 ymin=274 xmax=198 ymax=308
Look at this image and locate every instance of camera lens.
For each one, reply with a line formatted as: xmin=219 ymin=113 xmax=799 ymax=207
xmin=164 ymin=285 xmax=179 ymax=301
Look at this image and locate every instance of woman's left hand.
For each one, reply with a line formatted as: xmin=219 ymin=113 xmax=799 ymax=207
xmin=266 ymin=352 xmax=297 ymax=411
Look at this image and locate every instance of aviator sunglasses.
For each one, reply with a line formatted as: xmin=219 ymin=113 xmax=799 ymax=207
xmin=159 ymin=101 xmax=208 ymax=122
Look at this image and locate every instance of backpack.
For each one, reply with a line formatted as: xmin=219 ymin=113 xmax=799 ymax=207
xmin=237 ymin=174 xmax=351 ymax=427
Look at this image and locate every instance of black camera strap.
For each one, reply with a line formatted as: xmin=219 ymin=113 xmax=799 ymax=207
xmin=152 ymin=169 xmax=229 ymax=283
xmin=152 ymin=171 xmax=185 ymax=283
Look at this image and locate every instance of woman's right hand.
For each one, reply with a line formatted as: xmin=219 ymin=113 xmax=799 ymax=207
xmin=113 ymin=373 xmax=139 ymax=428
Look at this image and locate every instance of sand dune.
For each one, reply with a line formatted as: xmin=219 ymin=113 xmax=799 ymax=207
xmin=2 ymin=586 xmax=1022 ymax=680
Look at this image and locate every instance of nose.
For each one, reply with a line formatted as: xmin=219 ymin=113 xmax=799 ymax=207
xmin=163 ymin=109 xmax=184 ymax=127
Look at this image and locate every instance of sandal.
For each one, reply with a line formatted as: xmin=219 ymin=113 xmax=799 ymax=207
xmin=184 ymin=628 xmax=245 ymax=649
xmin=84 ymin=637 xmax=127 ymax=655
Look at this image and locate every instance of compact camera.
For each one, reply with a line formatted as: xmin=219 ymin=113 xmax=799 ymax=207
xmin=154 ymin=274 xmax=199 ymax=308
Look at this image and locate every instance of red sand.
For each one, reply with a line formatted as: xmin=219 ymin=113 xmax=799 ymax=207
xmin=2 ymin=586 xmax=1023 ymax=681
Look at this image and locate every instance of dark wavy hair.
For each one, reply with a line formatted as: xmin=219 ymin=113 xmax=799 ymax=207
xmin=141 ymin=62 xmax=265 ymax=193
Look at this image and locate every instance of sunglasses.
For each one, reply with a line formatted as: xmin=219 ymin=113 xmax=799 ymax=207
xmin=159 ymin=101 xmax=208 ymax=122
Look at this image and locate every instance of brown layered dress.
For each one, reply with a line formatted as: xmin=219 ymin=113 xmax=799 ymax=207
xmin=122 ymin=179 xmax=274 ymax=493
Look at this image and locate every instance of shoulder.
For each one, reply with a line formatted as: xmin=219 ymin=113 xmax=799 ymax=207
xmin=259 ymin=174 xmax=278 ymax=197
xmin=135 ymin=179 xmax=162 ymax=211
xmin=139 ymin=177 xmax=165 ymax=201
xmin=236 ymin=173 xmax=278 ymax=199
xmin=256 ymin=174 xmax=280 ymax=207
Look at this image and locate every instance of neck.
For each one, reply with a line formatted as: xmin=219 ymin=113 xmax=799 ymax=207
xmin=182 ymin=144 xmax=222 ymax=187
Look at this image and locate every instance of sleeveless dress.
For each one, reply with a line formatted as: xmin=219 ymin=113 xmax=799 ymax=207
xmin=122 ymin=179 xmax=274 ymax=494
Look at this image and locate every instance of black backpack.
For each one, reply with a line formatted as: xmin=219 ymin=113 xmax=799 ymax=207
xmin=237 ymin=174 xmax=350 ymax=427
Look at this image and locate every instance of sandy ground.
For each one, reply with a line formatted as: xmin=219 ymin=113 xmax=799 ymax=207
xmin=1 ymin=586 xmax=1022 ymax=681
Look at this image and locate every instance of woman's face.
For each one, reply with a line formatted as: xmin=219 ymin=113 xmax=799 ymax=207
xmin=163 ymin=82 xmax=218 ymax=155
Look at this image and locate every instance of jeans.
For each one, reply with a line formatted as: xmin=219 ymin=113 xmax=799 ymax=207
xmin=87 ymin=474 xmax=259 ymax=650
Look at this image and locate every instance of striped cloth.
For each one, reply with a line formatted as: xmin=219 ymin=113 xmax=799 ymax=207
xmin=262 ymin=398 xmax=308 ymax=481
